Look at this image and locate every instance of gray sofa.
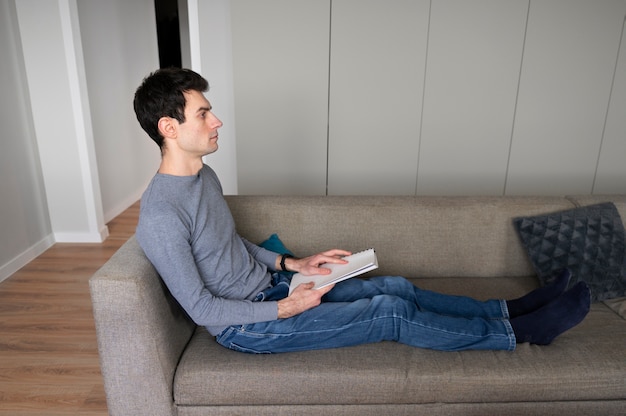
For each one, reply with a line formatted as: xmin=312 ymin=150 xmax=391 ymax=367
xmin=90 ymin=195 xmax=626 ymax=416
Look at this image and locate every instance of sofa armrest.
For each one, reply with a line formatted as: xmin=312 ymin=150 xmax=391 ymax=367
xmin=90 ymin=236 xmax=196 ymax=416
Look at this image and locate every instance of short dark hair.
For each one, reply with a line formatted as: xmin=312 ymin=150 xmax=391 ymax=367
xmin=133 ymin=68 xmax=209 ymax=150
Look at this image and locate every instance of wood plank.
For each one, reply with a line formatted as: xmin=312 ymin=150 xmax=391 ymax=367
xmin=0 ymin=201 xmax=140 ymax=415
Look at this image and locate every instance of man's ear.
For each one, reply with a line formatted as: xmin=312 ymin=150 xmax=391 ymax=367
xmin=157 ymin=116 xmax=178 ymax=139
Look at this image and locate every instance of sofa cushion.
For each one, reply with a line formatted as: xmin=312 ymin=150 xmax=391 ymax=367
xmin=259 ymin=233 xmax=294 ymax=256
xmin=513 ymin=202 xmax=626 ymax=301
xmin=604 ymin=296 xmax=626 ymax=319
xmin=173 ymin=276 xmax=626 ymax=408
xmin=226 ymin=196 xmax=575 ymax=279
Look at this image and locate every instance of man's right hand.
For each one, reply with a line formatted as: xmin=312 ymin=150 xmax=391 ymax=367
xmin=276 ymin=282 xmax=335 ymax=319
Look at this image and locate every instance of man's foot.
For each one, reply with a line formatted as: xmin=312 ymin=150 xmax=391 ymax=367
xmin=510 ymin=281 xmax=591 ymax=345
xmin=506 ymin=269 xmax=571 ymax=318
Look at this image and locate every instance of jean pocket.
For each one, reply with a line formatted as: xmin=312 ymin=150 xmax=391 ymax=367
xmin=215 ymin=325 xmax=239 ymax=345
xmin=227 ymin=342 xmax=272 ymax=354
xmin=216 ymin=326 xmax=273 ymax=354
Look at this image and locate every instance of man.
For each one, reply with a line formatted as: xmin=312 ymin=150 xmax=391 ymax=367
xmin=133 ymin=67 xmax=590 ymax=354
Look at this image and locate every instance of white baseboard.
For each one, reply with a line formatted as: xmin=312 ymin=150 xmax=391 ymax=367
xmin=54 ymin=224 xmax=109 ymax=243
xmin=0 ymin=225 xmax=110 ymax=284
xmin=0 ymin=234 xmax=55 ymax=284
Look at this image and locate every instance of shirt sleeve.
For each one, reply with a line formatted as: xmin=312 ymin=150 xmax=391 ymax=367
xmin=136 ymin=202 xmax=278 ymax=330
xmin=241 ymin=237 xmax=280 ymax=271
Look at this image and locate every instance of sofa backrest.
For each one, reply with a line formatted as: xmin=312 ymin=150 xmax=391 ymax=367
xmin=226 ymin=195 xmax=577 ymax=278
xmin=90 ymin=236 xmax=195 ymax=416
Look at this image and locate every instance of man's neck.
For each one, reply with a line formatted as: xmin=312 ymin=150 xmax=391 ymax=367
xmin=158 ymin=155 xmax=204 ymax=176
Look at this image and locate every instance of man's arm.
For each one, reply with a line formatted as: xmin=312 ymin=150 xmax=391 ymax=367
xmin=274 ymin=248 xmax=351 ymax=319
xmin=137 ymin=206 xmax=277 ymax=329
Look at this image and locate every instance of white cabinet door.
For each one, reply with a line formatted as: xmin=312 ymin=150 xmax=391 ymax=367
xmin=327 ymin=0 xmax=430 ymax=195
xmin=232 ymin=0 xmax=330 ymax=195
xmin=230 ymin=0 xmax=625 ymax=196
xmin=416 ymin=0 xmax=529 ymax=195
xmin=594 ymin=14 xmax=626 ymax=195
xmin=506 ymin=0 xmax=626 ymax=195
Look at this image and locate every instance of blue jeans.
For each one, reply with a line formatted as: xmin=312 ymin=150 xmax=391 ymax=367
xmin=216 ymin=275 xmax=516 ymax=353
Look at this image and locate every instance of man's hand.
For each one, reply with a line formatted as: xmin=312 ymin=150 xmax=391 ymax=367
xmin=278 ymin=249 xmax=352 ymax=275
xmin=274 ymin=248 xmax=350 ymax=319
xmin=276 ymin=282 xmax=335 ymax=319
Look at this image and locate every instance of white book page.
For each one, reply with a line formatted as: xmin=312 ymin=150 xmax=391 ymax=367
xmin=288 ymin=249 xmax=378 ymax=295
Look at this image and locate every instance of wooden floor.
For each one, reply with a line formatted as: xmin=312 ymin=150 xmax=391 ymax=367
xmin=0 ymin=202 xmax=140 ymax=415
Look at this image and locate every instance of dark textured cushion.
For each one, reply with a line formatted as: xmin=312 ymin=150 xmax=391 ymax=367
xmin=513 ymin=202 xmax=626 ymax=301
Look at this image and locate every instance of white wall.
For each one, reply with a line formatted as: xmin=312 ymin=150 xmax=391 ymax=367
xmin=15 ymin=0 xmax=107 ymax=242
xmin=196 ymin=0 xmax=238 ymax=195
xmin=0 ymin=0 xmax=53 ymax=282
xmin=76 ymin=0 xmax=162 ymax=222
xmin=1 ymin=0 xmax=161 ymax=283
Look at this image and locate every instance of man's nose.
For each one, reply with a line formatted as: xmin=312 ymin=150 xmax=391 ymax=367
xmin=209 ymin=112 xmax=223 ymax=128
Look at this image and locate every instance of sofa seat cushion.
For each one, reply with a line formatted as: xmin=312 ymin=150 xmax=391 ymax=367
xmin=173 ymin=277 xmax=626 ymax=407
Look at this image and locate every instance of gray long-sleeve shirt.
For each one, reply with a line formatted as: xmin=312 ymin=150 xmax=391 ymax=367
xmin=136 ymin=164 xmax=278 ymax=335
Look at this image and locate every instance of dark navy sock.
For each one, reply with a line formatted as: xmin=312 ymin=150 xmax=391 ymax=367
xmin=510 ymin=281 xmax=591 ymax=345
xmin=506 ymin=269 xmax=571 ymax=318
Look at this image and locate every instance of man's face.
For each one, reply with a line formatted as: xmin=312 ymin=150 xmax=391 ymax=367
xmin=175 ymin=90 xmax=223 ymax=157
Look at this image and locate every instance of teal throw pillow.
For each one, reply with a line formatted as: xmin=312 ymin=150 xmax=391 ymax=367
xmin=259 ymin=233 xmax=294 ymax=256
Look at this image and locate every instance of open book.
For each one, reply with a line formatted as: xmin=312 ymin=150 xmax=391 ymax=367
xmin=288 ymin=248 xmax=378 ymax=295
